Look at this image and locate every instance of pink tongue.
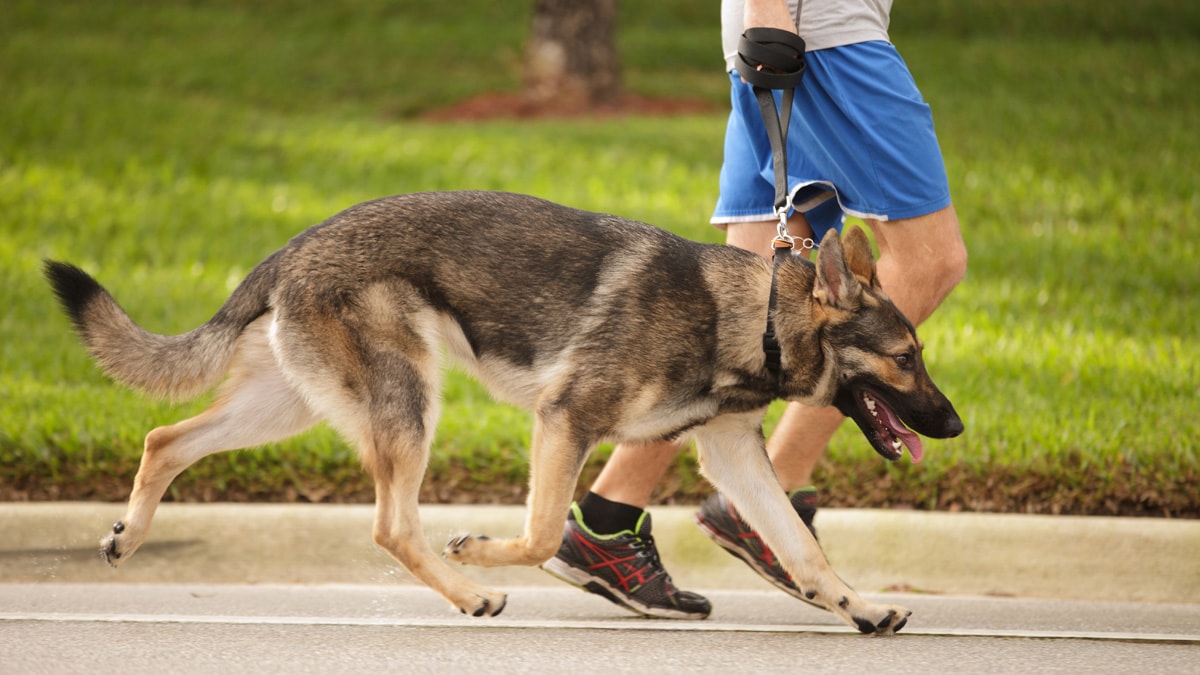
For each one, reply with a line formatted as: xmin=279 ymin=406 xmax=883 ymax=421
xmin=896 ymin=427 xmax=924 ymax=463
xmin=877 ymin=402 xmax=925 ymax=463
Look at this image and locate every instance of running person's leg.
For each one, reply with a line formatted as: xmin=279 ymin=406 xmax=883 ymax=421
xmin=548 ymin=41 xmax=967 ymax=616
xmin=699 ymin=42 xmax=967 ymax=599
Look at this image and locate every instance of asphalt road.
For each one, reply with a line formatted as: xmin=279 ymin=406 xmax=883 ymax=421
xmin=2 ymin=583 xmax=1197 ymax=674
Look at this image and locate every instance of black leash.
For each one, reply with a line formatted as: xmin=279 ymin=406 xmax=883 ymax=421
xmin=736 ymin=27 xmax=807 ymax=230
xmin=736 ymin=27 xmax=808 ymax=381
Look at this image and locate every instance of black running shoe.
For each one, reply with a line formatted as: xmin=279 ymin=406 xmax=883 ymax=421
xmin=541 ymin=503 xmax=712 ymax=619
xmin=694 ymin=489 xmax=820 ymax=606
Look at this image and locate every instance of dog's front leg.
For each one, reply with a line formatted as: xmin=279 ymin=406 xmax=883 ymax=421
xmin=445 ymin=412 xmax=590 ymax=568
xmin=693 ymin=412 xmax=911 ymax=636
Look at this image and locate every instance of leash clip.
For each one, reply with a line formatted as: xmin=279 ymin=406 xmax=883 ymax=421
xmin=773 ymin=204 xmax=794 ymax=250
xmin=774 ymin=206 xmax=817 ymax=254
xmin=772 ymin=222 xmax=817 ymax=254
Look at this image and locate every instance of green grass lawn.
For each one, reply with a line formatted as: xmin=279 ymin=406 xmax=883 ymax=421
xmin=2 ymin=0 xmax=1196 ymax=515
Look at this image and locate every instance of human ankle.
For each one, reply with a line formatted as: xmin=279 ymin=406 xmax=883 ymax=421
xmin=577 ymin=491 xmax=645 ymax=535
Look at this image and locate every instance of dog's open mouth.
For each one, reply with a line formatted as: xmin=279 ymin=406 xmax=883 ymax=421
xmin=855 ymin=388 xmax=924 ymax=463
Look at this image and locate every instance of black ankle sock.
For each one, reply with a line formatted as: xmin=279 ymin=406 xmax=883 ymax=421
xmin=577 ymin=491 xmax=644 ymax=535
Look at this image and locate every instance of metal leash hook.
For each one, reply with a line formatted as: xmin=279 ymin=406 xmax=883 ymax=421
xmin=771 ymin=200 xmax=817 ymax=253
xmin=771 ymin=199 xmax=818 ymax=254
xmin=773 ymin=205 xmax=794 ymax=250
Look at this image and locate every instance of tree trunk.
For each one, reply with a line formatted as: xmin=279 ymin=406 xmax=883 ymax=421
xmin=523 ymin=0 xmax=622 ymax=109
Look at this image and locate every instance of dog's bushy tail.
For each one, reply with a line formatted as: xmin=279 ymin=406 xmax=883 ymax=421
xmin=43 ymin=257 xmax=277 ymax=401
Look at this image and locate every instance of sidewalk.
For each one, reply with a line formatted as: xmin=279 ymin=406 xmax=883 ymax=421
xmin=2 ymin=502 xmax=1197 ymax=604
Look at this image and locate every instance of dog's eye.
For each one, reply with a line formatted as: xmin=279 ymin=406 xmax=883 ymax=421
xmin=894 ymin=353 xmax=914 ymax=370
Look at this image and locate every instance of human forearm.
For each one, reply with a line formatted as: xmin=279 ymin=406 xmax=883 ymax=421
xmin=743 ymin=0 xmax=796 ymax=33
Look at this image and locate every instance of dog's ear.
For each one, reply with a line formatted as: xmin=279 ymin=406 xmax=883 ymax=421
xmin=841 ymin=226 xmax=880 ymax=289
xmin=812 ymin=229 xmax=863 ymax=310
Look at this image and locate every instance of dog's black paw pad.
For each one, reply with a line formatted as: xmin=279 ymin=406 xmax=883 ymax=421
xmin=876 ymin=609 xmax=898 ymax=631
xmin=854 ymin=617 xmax=876 ymax=634
xmin=100 ymin=539 xmax=121 ymax=564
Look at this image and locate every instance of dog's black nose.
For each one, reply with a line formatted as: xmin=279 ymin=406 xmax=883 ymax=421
xmin=942 ymin=413 xmax=964 ymax=438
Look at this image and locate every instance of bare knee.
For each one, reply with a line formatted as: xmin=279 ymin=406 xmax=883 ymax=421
xmin=941 ymin=234 xmax=968 ymax=283
xmin=870 ymin=210 xmax=968 ymax=322
xmin=929 ymin=237 xmax=968 ymax=298
xmin=881 ymin=220 xmax=967 ymax=286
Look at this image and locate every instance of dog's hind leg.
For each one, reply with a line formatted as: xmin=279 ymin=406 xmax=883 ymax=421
xmin=290 ymin=302 xmax=509 ymax=617
xmin=692 ymin=412 xmax=912 ymax=636
xmin=444 ymin=410 xmax=590 ymax=568
xmin=367 ymin=432 xmax=508 ymax=617
xmin=359 ymin=382 xmax=510 ymax=616
xmin=102 ymin=316 xmax=320 ymax=566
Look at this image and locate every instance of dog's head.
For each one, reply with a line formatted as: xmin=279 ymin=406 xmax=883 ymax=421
xmin=800 ymin=227 xmax=964 ymax=462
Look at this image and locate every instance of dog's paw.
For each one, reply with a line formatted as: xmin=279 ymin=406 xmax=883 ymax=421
xmin=456 ymin=590 xmax=508 ymax=618
xmin=99 ymin=520 xmax=127 ymax=567
xmin=443 ymin=532 xmax=490 ymax=565
xmin=850 ymin=604 xmax=911 ymax=636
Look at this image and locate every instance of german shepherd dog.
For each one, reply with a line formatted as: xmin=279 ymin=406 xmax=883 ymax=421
xmin=45 ymin=191 xmax=962 ymax=635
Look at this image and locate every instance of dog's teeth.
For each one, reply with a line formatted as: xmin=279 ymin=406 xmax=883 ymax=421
xmin=864 ymin=395 xmax=876 ymax=414
xmin=892 ymin=438 xmax=903 ymax=451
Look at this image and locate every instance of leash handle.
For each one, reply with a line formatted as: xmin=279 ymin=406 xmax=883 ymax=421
xmin=736 ymin=28 xmax=807 ymax=89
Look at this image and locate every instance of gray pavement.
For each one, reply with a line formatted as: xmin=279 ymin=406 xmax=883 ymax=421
xmin=1 ymin=584 xmax=1197 ymax=673
xmin=2 ymin=503 xmax=1199 ymax=673
xmin=2 ymin=502 xmax=1198 ymax=602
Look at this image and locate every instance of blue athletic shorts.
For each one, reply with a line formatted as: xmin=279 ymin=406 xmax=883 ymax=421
xmin=711 ymin=41 xmax=952 ymax=242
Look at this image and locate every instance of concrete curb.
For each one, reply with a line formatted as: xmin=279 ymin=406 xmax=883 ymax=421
xmin=2 ymin=502 xmax=1197 ymax=604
